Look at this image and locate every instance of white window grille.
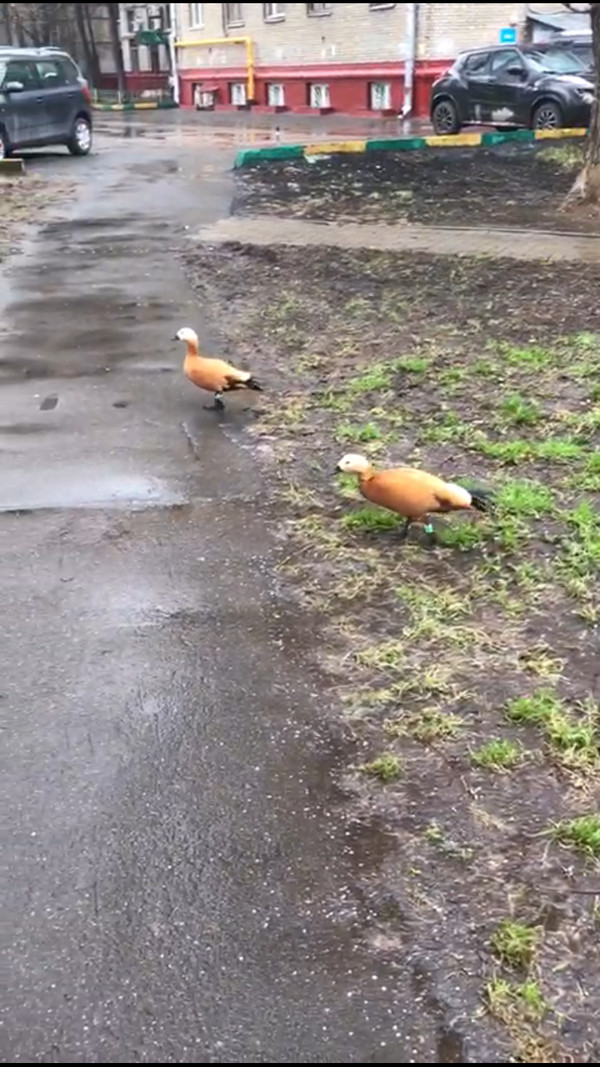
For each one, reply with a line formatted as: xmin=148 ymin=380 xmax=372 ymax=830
xmin=230 ymin=81 xmax=247 ymax=105
xmin=309 ymin=82 xmax=330 ymax=108
xmin=267 ymin=82 xmax=285 ymax=106
xmin=370 ymin=81 xmax=391 ymax=110
xmin=307 ymin=2 xmax=332 ymax=13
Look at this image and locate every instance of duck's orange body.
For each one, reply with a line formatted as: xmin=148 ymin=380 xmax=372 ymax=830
xmin=175 ymin=327 xmax=262 ymax=410
xmin=358 ymin=465 xmax=474 ymax=521
xmin=183 ymin=342 xmax=260 ymax=395
xmin=337 ymin=453 xmax=493 ymax=543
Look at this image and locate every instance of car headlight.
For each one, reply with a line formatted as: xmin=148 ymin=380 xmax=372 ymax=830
xmin=577 ymin=90 xmax=594 ymax=104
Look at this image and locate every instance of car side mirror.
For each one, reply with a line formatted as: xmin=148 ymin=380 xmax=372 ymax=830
xmin=506 ymin=65 xmax=525 ymax=78
xmin=4 ymin=81 xmax=25 ymax=93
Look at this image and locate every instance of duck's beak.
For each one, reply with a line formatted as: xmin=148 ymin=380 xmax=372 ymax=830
xmin=171 ymin=334 xmax=179 ymax=342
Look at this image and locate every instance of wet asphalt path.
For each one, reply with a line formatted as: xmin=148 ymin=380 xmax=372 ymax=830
xmin=1 ymin=123 xmax=442 ymax=1063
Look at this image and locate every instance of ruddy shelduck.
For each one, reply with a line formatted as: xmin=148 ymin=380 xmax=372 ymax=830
xmin=336 ymin=453 xmax=493 ymax=542
xmin=173 ymin=327 xmax=262 ymax=411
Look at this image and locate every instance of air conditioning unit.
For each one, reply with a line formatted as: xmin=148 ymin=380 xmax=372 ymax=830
xmin=268 ymin=83 xmax=285 ymax=107
xmin=309 ymin=82 xmax=330 ymax=109
xmin=230 ymin=82 xmax=247 ymax=105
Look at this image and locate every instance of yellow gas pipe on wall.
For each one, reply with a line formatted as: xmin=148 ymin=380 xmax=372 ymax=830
xmin=174 ymin=37 xmax=255 ymax=101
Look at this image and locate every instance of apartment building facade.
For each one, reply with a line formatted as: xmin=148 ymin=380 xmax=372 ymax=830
xmin=172 ymin=3 xmax=576 ymax=116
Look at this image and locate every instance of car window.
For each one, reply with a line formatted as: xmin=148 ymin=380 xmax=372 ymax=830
xmin=571 ymin=43 xmax=593 ymax=67
xmin=1 ymin=59 xmax=41 ymax=90
xmin=36 ymin=59 xmax=69 ymax=88
xmin=58 ymin=57 xmax=82 ymax=85
xmin=463 ymin=52 xmax=491 ymax=75
xmin=527 ymin=48 xmax=587 ymax=75
xmin=490 ymin=50 xmax=524 ymax=77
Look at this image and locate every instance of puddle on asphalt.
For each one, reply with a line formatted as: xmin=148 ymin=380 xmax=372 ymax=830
xmin=0 ymin=470 xmax=185 ymax=512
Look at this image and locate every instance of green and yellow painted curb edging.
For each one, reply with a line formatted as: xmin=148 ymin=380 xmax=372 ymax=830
xmin=92 ymin=100 xmax=178 ymax=111
xmin=234 ymin=126 xmax=587 ymax=168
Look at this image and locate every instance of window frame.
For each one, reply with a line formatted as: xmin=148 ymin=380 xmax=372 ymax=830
xmin=188 ymin=3 xmax=204 ymax=29
xmin=306 ymin=2 xmax=332 ymax=16
xmin=224 ymin=2 xmax=244 ymax=27
xmin=264 ymin=3 xmax=286 ymax=21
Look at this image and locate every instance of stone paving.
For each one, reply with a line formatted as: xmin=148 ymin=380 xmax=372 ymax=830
xmin=195 ymin=214 xmax=600 ymax=263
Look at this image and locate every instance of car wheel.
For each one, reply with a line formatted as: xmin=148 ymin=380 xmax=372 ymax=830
xmin=531 ymin=100 xmax=563 ymax=131
xmin=67 ymin=116 xmax=92 ymax=156
xmin=432 ymin=99 xmax=461 ymax=135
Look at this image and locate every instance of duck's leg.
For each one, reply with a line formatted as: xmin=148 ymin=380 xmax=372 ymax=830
xmin=423 ymin=519 xmax=436 ymax=546
xmin=203 ymin=391 xmax=225 ymax=411
xmin=399 ymin=517 xmax=412 ymax=542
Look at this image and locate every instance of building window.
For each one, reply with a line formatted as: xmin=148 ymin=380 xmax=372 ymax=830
xmin=307 ymin=2 xmax=332 ymax=14
xmin=187 ymin=3 xmax=203 ymax=27
xmin=129 ymin=40 xmax=140 ymax=73
xmin=267 ymin=82 xmax=285 ymax=106
xmin=308 ymin=82 xmax=330 ymax=108
xmin=125 ymin=7 xmax=138 ymax=35
xmin=369 ymin=3 xmax=396 ymax=9
xmin=230 ymin=81 xmax=247 ymax=105
xmin=369 ymin=81 xmax=391 ymax=110
xmin=264 ymin=3 xmax=286 ymax=19
xmin=224 ymin=2 xmax=244 ymax=25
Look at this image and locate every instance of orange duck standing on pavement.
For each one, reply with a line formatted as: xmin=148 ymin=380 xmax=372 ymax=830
xmin=336 ymin=453 xmax=493 ymax=542
xmin=173 ymin=326 xmax=262 ymax=411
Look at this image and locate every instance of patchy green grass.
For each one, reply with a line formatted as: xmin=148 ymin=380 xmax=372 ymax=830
xmin=491 ymin=920 xmax=538 ymax=969
xmin=471 ymin=739 xmax=523 ymax=771
xmin=361 ymin=753 xmax=402 ymax=782
xmin=340 ymin=506 xmax=403 ymax=533
xmin=550 ymin=814 xmax=600 ymax=857
xmin=185 ymin=232 xmax=600 ymax=1063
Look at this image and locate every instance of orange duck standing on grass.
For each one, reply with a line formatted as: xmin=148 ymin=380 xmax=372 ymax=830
xmin=173 ymin=327 xmax=263 ymax=411
xmin=336 ymin=453 xmax=494 ymax=543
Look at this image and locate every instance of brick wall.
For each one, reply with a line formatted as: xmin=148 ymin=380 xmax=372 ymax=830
xmin=175 ymin=3 xmax=569 ymax=68
xmin=174 ymin=2 xmax=572 ymax=114
xmin=176 ymin=3 xmax=408 ymax=69
xmin=418 ymin=2 xmax=565 ymax=58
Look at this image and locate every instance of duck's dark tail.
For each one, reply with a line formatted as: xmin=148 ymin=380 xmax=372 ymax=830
xmin=466 ymin=486 xmax=494 ymax=514
xmin=245 ymin=375 xmax=263 ymax=392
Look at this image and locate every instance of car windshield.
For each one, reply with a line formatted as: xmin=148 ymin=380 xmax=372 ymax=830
xmin=526 ymin=48 xmax=587 ymax=75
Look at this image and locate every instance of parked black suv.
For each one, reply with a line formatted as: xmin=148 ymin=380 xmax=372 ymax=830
xmin=0 ymin=46 xmax=92 ymax=160
xmin=430 ymin=44 xmax=594 ymax=135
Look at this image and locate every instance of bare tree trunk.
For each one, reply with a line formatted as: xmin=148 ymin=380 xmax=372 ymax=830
xmin=563 ymin=2 xmax=600 ymax=205
xmin=1 ymin=3 xmax=12 ymax=43
xmin=83 ymin=4 xmax=102 ymax=85
xmin=107 ymin=2 xmax=126 ymax=97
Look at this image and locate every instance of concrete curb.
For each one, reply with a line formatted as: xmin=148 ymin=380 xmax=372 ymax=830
xmin=234 ymin=126 xmax=587 ymax=168
xmin=92 ymin=100 xmax=178 ymax=111
xmin=0 ymin=158 xmax=25 ymax=176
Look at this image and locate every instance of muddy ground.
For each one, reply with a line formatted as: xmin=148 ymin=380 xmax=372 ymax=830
xmin=183 ymin=230 xmax=600 ymax=1062
xmin=0 ymin=173 xmax=71 ymax=262
xmin=232 ymin=140 xmax=600 ymax=233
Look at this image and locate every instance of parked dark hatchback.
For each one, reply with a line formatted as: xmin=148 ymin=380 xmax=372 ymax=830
xmin=430 ymin=44 xmax=594 ymax=135
xmin=0 ymin=46 xmax=92 ymax=159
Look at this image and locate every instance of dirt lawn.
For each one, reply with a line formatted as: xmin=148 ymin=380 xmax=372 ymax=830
xmin=184 ymin=148 xmax=600 ymax=1062
xmin=233 ymin=140 xmax=600 ymax=233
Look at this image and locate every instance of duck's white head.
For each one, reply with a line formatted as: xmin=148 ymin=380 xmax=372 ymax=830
xmin=173 ymin=326 xmax=199 ymax=345
xmin=336 ymin=453 xmax=372 ymax=475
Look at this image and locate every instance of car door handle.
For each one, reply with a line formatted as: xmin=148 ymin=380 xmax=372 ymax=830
xmin=36 ymin=96 xmax=45 ymax=103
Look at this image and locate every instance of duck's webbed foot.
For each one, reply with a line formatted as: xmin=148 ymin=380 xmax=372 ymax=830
xmin=203 ymin=392 xmax=225 ymax=411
